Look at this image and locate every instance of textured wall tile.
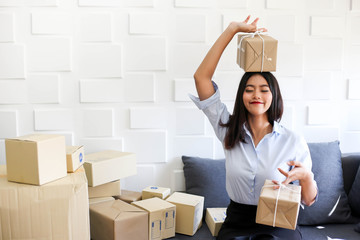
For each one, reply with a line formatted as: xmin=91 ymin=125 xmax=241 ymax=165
xmin=173 ymin=136 xmax=214 ymax=158
xmin=351 ymin=16 xmax=360 ymax=44
xmin=277 ymin=77 xmax=303 ymax=100
xmin=176 ymin=14 xmax=206 ymax=42
xmin=79 ymin=0 xmax=123 ymax=6
xmin=306 ymin=0 xmax=334 ymax=9
xmin=0 ymin=80 xmax=26 ymax=104
xmin=43 ymin=131 xmax=74 ymax=145
xmin=129 ymin=13 xmax=166 ymax=34
xmin=0 ymin=110 xmax=18 ymax=138
xmin=311 ymin=16 xmax=344 ymax=38
xmin=80 ymin=79 xmax=123 ymax=103
xmin=0 ymin=0 xmax=57 ymax=6
xmin=0 ymin=13 xmax=14 ymax=42
xmin=79 ymin=138 xmax=123 ymax=154
xmin=346 ymin=106 xmax=360 ymax=131
xmin=171 ymin=169 xmax=185 ymax=192
xmin=176 ymin=107 xmax=205 ymax=135
xmin=125 ymin=0 xmax=153 ymax=7
xmin=348 ymin=79 xmax=360 ymax=99
xmin=124 ymin=73 xmax=155 ymax=102
xmin=303 ymin=72 xmax=332 ymax=100
xmin=175 ymin=0 xmax=214 ymax=8
xmin=79 ymin=44 xmax=123 ymax=78
xmin=266 ymin=0 xmax=297 ymax=9
xmin=28 ymin=38 xmax=71 ymax=72
xmin=352 ymin=0 xmax=360 ymax=10
xmin=304 ymin=39 xmax=343 ymax=71
xmin=277 ymin=43 xmax=303 ymax=76
xmin=32 ymin=13 xmax=73 ymax=35
xmin=281 ymin=106 xmax=294 ymax=130
xmin=130 ymin=108 xmax=167 ymax=129
xmin=215 ymin=72 xmax=243 ymax=101
xmin=125 ymin=37 xmax=167 ymax=71
xmin=174 ymin=78 xmax=196 ymax=102
xmin=34 ymin=109 xmax=73 ymax=130
xmin=267 ymin=15 xmax=295 ymax=42
xmin=307 ymin=104 xmax=338 ymax=125
xmin=80 ymin=14 xmax=112 ymax=42
xmin=83 ymin=109 xmax=114 ymax=137
xmin=174 ymin=44 xmax=210 ymax=77
xmin=28 ymin=75 xmax=60 ymax=103
xmin=124 ymin=131 xmax=167 ymax=163
xmin=347 ymin=45 xmax=360 ymax=74
xmin=124 ymin=165 xmax=155 ymax=191
xmin=340 ymin=132 xmax=360 ymax=153
xmin=303 ymin=127 xmax=339 ymax=143
xmin=0 ymin=140 xmax=5 ymax=164
xmin=0 ymin=44 xmax=25 ymax=78
xmin=217 ymin=0 xmax=247 ymax=8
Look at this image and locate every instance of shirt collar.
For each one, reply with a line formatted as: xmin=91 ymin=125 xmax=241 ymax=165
xmin=244 ymin=121 xmax=284 ymax=137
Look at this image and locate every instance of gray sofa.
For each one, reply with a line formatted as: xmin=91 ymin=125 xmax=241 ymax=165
xmin=174 ymin=142 xmax=360 ymax=240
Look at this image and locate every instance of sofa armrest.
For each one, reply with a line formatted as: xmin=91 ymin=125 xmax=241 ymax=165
xmin=342 ymin=153 xmax=360 ymax=195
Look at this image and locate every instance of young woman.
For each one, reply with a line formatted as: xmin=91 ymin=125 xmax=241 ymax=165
xmin=190 ymin=16 xmax=318 ymax=240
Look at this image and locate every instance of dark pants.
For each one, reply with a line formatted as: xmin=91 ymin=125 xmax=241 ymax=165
xmin=217 ymin=200 xmax=302 ymax=240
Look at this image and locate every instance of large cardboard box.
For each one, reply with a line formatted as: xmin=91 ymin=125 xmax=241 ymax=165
xmin=237 ymin=34 xmax=278 ymax=72
xmin=115 ymin=189 xmax=142 ymax=204
xmin=142 ymin=186 xmax=171 ymax=200
xmin=66 ymin=145 xmax=85 ymax=173
xmin=5 ymin=134 xmax=67 ymax=185
xmin=90 ymin=199 xmax=148 ymax=240
xmin=88 ymin=180 xmax=121 ymax=198
xmin=0 ymin=165 xmax=90 ymax=240
xmin=166 ymin=192 xmax=204 ymax=236
xmin=256 ymin=179 xmax=301 ymax=230
xmin=132 ymin=197 xmax=176 ymax=240
xmin=205 ymin=208 xmax=227 ymax=237
xmin=84 ymin=150 xmax=136 ymax=187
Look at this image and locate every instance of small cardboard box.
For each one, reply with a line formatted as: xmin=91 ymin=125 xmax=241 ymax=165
xmin=90 ymin=199 xmax=148 ymax=240
xmin=205 ymin=208 xmax=227 ymax=237
xmin=84 ymin=150 xmax=136 ymax=187
xmin=88 ymin=179 xmax=121 ymax=198
xmin=89 ymin=196 xmax=115 ymax=205
xmin=66 ymin=145 xmax=85 ymax=173
xmin=256 ymin=179 xmax=301 ymax=230
xmin=0 ymin=165 xmax=90 ymax=240
xmin=142 ymin=186 xmax=171 ymax=200
xmin=166 ymin=192 xmax=204 ymax=236
xmin=5 ymin=134 xmax=67 ymax=185
xmin=132 ymin=197 xmax=176 ymax=240
xmin=115 ymin=189 xmax=142 ymax=203
xmin=237 ymin=34 xmax=278 ymax=72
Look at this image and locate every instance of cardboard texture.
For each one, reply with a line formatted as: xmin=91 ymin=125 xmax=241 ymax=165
xmin=132 ymin=197 xmax=176 ymax=240
xmin=0 ymin=165 xmax=90 ymax=240
xmin=166 ymin=192 xmax=204 ymax=236
xmin=5 ymin=134 xmax=67 ymax=185
xmin=84 ymin=150 xmax=136 ymax=187
xmin=237 ymin=34 xmax=278 ymax=72
xmin=116 ymin=189 xmax=142 ymax=203
xmin=142 ymin=186 xmax=171 ymax=200
xmin=66 ymin=145 xmax=85 ymax=173
xmin=256 ymin=179 xmax=301 ymax=230
xmin=205 ymin=208 xmax=227 ymax=237
xmin=90 ymin=199 xmax=148 ymax=240
xmin=89 ymin=196 xmax=115 ymax=205
xmin=88 ymin=180 xmax=121 ymax=198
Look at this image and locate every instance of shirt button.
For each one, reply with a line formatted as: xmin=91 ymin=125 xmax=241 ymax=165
xmin=250 ymin=189 xmax=253 ymax=193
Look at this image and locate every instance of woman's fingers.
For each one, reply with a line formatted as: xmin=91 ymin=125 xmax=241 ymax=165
xmin=287 ymin=160 xmax=302 ymax=167
xmin=243 ymin=15 xmax=251 ymax=23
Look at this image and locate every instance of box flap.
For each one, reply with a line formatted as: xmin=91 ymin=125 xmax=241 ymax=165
xmin=8 ymin=134 xmax=63 ymax=143
xmin=66 ymin=145 xmax=83 ymax=154
xmin=132 ymin=197 xmax=175 ymax=212
xmin=85 ymin=150 xmax=134 ymax=164
xmin=167 ymin=192 xmax=204 ymax=206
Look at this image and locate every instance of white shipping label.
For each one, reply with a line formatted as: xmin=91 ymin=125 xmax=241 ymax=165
xmin=165 ymin=210 xmax=175 ymax=229
xmin=151 ymin=220 xmax=161 ymax=239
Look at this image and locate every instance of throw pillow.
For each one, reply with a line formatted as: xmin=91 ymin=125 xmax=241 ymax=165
xmin=348 ymin=164 xmax=360 ymax=216
xmin=298 ymin=141 xmax=354 ymax=225
xmin=355 ymin=222 xmax=360 ymax=233
xmin=182 ymin=156 xmax=230 ymax=213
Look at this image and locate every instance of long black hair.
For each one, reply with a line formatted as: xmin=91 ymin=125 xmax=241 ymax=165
xmin=220 ymin=72 xmax=283 ymax=149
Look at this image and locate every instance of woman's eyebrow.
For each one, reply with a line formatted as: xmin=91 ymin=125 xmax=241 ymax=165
xmin=245 ymin=84 xmax=269 ymax=88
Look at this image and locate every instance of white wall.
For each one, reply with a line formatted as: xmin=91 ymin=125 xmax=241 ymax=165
xmin=0 ymin=0 xmax=359 ymax=191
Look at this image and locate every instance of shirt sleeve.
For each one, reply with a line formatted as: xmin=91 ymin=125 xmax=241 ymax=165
xmin=189 ymin=81 xmax=229 ymax=142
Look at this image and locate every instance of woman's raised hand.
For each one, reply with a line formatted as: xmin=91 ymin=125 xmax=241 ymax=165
xmin=229 ymin=15 xmax=267 ymax=33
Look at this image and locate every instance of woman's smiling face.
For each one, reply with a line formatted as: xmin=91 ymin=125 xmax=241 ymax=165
xmin=242 ymin=74 xmax=273 ymax=117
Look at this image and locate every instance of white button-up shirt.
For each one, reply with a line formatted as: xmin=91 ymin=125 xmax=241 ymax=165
xmin=190 ymin=82 xmax=315 ymax=205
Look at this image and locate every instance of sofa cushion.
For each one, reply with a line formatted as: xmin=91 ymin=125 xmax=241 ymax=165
xmin=182 ymin=156 xmax=230 ymax=213
xmin=355 ymin=222 xmax=360 ymax=233
xmin=348 ymin=165 xmax=360 ymax=216
xmin=298 ymin=141 xmax=353 ymax=225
